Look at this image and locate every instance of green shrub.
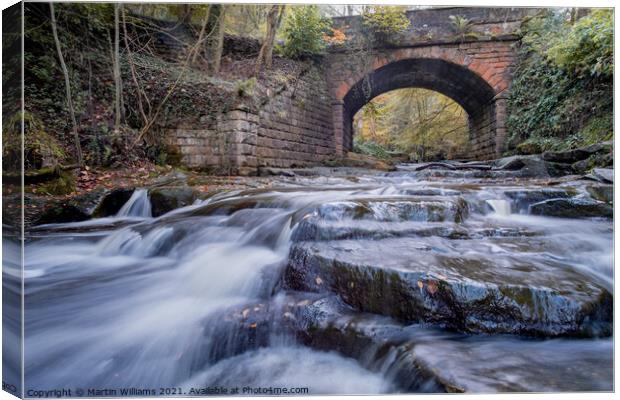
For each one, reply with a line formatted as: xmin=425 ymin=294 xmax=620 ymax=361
xmin=280 ymin=6 xmax=331 ymax=58
xmin=449 ymin=15 xmax=477 ymax=39
xmin=362 ymin=6 xmax=410 ymax=37
xmin=547 ymin=10 xmax=613 ymax=78
xmin=353 ymin=137 xmax=391 ymax=160
xmin=506 ymin=10 xmax=613 ymax=153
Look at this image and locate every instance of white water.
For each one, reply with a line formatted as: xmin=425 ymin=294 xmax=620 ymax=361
xmin=486 ymin=199 xmax=511 ymax=216
xmin=116 ymin=189 xmax=152 ymax=217
xmin=11 ymin=174 xmax=613 ymax=394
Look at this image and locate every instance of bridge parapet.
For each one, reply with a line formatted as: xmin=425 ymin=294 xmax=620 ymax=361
xmin=330 ymin=7 xmax=542 ymax=49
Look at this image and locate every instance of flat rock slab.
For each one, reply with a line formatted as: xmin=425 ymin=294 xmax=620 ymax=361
xmin=529 ymin=198 xmax=613 ymax=219
xmin=293 ymin=296 xmax=613 ymax=393
xmin=501 ymin=188 xmax=574 ymax=213
xmin=413 ymin=335 xmax=613 ymax=392
xmin=593 ymin=168 xmax=614 ymax=184
xmin=286 ymin=238 xmax=612 ymax=337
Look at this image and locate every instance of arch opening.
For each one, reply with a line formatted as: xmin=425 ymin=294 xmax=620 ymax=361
xmin=340 ymin=58 xmax=499 ymax=160
xmin=353 ymin=88 xmax=470 ymax=162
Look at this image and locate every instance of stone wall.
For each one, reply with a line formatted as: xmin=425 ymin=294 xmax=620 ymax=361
xmin=166 ymin=65 xmax=335 ymax=175
xmin=256 ymin=66 xmax=334 ymax=169
xmin=166 ymin=109 xmax=259 ymax=175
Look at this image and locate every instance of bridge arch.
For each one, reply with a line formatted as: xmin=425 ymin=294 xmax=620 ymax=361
xmin=342 ymin=58 xmax=497 ymax=158
xmin=328 ymin=41 xmax=515 ymax=160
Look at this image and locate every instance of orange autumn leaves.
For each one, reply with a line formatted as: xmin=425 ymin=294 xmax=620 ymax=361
xmin=323 ymin=28 xmax=347 ymax=45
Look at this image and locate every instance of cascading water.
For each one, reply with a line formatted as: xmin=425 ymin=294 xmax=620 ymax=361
xmin=10 ymin=168 xmax=614 ymax=394
xmin=116 ymin=189 xmax=152 ymax=218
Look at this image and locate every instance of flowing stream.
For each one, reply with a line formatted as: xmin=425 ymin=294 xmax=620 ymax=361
xmin=4 ymin=166 xmax=614 ymax=394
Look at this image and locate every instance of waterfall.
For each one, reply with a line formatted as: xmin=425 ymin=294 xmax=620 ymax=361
xmin=486 ymin=199 xmax=511 ymax=216
xmin=116 ymin=189 xmax=152 ymax=218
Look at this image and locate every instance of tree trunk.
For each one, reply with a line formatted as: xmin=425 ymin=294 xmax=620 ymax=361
xmin=179 ymin=4 xmax=192 ymax=25
xmin=205 ymin=4 xmax=226 ymax=74
xmin=190 ymin=5 xmax=211 ymax=65
xmin=113 ymin=4 xmax=122 ymax=131
xmin=49 ymin=3 xmax=83 ymax=166
xmin=122 ymin=6 xmax=149 ymax=125
xmin=254 ymin=5 xmax=285 ymax=75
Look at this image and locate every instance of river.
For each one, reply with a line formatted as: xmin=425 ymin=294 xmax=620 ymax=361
xmin=4 ymin=164 xmax=613 ymax=394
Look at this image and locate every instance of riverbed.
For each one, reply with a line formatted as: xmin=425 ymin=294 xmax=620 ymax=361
xmin=5 ymin=164 xmax=614 ymax=394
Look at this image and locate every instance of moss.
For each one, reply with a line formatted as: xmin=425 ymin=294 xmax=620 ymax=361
xmin=35 ymin=170 xmax=76 ymax=196
xmin=2 ymin=111 xmax=66 ymax=171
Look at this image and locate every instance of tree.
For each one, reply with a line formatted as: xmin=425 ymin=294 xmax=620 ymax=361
xmin=254 ymin=5 xmax=285 ymax=75
xmin=281 ymin=6 xmax=331 ymax=58
xmin=113 ymin=3 xmax=122 ymax=131
xmin=49 ymin=3 xmax=83 ymax=166
xmin=205 ymin=4 xmax=226 ymax=74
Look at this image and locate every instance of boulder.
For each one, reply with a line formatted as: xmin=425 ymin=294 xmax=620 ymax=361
xmin=285 ymin=238 xmax=612 ymax=337
xmin=493 ymin=155 xmax=549 ymax=177
xmin=91 ymin=188 xmax=135 ymax=218
xmin=592 ymin=168 xmax=613 ymax=184
xmin=542 ymin=141 xmax=613 ymax=163
xmin=34 ymin=188 xmax=107 ymax=225
xmin=502 ymin=188 xmax=573 ymax=213
xmin=529 ymin=198 xmax=613 ymax=219
xmin=35 ymin=203 xmax=91 ymax=225
xmin=148 ymin=187 xmax=200 ymax=217
xmin=586 ymin=185 xmax=613 ymax=204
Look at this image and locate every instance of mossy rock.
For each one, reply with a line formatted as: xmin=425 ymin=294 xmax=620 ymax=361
xmin=516 ymin=141 xmax=543 ymax=155
xmin=35 ymin=170 xmax=76 ymax=195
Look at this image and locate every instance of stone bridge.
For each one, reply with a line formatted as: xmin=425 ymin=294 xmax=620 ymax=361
xmin=326 ymin=7 xmax=540 ymax=160
xmin=166 ymin=7 xmax=543 ymax=174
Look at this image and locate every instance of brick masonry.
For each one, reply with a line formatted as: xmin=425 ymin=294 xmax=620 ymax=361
xmin=165 ymin=7 xmax=540 ymax=173
xmin=166 ymin=65 xmax=335 ymax=175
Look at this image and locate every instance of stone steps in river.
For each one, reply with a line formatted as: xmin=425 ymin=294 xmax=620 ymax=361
xmin=285 ymin=237 xmax=612 ymax=337
xmin=294 ymin=295 xmax=613 ymax=393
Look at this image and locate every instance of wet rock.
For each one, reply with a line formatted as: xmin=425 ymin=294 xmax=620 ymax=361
xmin=493 ymin=155 xmax=549 ymax=177
xmin=312 ymin=197 xmax=469 ymax=223
xmin=545 ymin=161 xmax=574 ymax=177
xmin=258 ymin=167 xmax=296 ymax=177
xmin=413 ymin=336 xmax=613 ymax=392
xmin=148 ymin=187 xmax=200 ymax=217
xmin=286 ymin=238 xmax=612 ymax=337
xmin=34 ymin=188 xmax=107 ymax=225
xmin=502 ymin=188 xmax=573 ymax=213
xmin=542 ymin=141 xmax=613 ymax=163
xmin=592 ymin=168 xmax=613 ymax=184
xmin=586 ymin=185 xmax=613 ymax=204
xmin=325 ymin=153 xmax=395 ymax=172
xmin=292 ymin=218 xmax=469 ymax=242
xmin=91 ymin=188 xmax=135 ymax=218
xmin=35 ymin=204 xmax=91 ymax=225
xmin=529 ymin=198 xmax=612 ymax=219
xmin=294 ymin=296 xmax=445 ymax=393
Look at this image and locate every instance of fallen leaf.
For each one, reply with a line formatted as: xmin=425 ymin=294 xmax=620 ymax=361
xmin=249 ymin=323 xmax=257 ymax=329
xmin=427 ymin=280 xmax=438 ymax=295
